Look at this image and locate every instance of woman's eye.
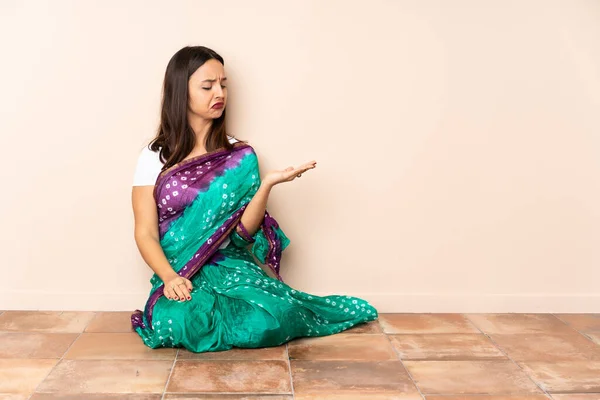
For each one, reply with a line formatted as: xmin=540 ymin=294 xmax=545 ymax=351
xmin=202 ymin=85 xmax=226 ymax=90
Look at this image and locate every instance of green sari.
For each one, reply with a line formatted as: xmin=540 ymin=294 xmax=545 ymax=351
xmin=132 ymin=142 xmax=378 ymax=352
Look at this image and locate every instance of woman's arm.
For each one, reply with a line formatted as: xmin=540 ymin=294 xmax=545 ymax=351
xmin=235 ymin=157 xmax=317 ymax=238
xmin=236 ymin=183 xmax=272 ymax=237
xmin=131 ymin=186 xmax=181 ymax=284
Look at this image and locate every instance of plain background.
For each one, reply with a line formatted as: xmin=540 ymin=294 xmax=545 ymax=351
xmin=0 ymin=0 xmax=598 ymax=313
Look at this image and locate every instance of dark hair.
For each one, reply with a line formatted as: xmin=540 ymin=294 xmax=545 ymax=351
xmin=148 ymin=46 xmax=238 ymax=170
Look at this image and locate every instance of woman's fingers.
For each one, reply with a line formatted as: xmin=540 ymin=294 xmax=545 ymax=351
xmin=176 ymin=284 xmax=191 ymax=301
xmin=288 ymin=161 xmax=317 ymax=178
xmin=173 ymin=286 xmax=184 ymax=301
xmin=287 ymin=161 xmax=316 ymax=174
xmin=169 ymin=284 xmax=184 ymax=301
xmin=169 ymin=286 xmax=179 ymax=300
xmin=267 ymin=160 xmax=317 ymax=184
xmin=297 ymin=161 xmax=317 ymax=174
xmin=163 ymin=279 xmax=193 ymax=302
xmin=291 ymin=165 xmax=316 ymax=179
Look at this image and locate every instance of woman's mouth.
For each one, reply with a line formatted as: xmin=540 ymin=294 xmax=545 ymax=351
xmin=211 ymin=102 xmax=224 ymax=109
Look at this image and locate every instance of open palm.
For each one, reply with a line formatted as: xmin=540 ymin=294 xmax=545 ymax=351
xmin=263 ymin=160 xmax=317 ymax=187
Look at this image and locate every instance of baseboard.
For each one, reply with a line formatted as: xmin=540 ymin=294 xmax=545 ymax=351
xmin=357 ymin=292 xmax=600 ymax=313
xmin=1 ymin=290 xmax=599 ymax=313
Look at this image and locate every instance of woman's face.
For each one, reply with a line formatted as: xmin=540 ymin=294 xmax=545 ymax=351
xmin=188 ymin=59 xmax=227 ymax=120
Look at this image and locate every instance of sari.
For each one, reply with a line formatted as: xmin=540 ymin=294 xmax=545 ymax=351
xmin=131 ymin=142 xmax=378 ymax=352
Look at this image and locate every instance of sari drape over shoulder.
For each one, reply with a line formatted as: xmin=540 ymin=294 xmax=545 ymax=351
xmin=131 ymin=142 xmax=378 ymax=352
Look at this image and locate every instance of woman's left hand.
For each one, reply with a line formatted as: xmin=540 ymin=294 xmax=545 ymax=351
xmin=262 ymin=160 xmax=317 ymax=187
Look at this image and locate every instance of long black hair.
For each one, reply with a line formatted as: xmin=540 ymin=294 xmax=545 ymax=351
xmin=149 ymin=46 xmax=236 ymax=170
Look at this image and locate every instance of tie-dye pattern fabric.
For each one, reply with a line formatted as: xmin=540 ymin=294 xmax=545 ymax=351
xmin=131 ymin=142 xmax=378 ymax=352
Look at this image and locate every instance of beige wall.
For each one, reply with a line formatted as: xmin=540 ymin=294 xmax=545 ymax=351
xmin=1 ymin=0 xmax=598 ymax=313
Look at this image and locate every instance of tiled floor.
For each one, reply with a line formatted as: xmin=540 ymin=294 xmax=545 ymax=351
xmin=0 ymin=311 xmax=599 ymax=399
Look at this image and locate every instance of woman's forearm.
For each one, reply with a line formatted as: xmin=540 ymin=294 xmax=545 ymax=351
xmin=238 ymin=182 xmax=272 ymax=237
xmin=136 ymin=182 xmax=272 ymax=278
xmin=134 ymin=234 xmax=178 ymax=282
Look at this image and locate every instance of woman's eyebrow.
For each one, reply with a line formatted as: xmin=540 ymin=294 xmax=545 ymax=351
xmin=202 ymin=77 xmax=227 ymax=82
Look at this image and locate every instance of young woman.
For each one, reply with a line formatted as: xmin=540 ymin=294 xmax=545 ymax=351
xmin=131 ymin=46 xmax=378 ymax=352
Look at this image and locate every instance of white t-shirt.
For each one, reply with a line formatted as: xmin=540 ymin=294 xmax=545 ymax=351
xmin=133 ymin=135 xmax=240 ymax=249
xmin=133 ymin=135 xmax=239 ymax=186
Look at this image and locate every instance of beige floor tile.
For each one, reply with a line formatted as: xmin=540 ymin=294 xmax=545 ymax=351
xmin=587 ymin=332 xmax=600 ymax=345
xmin=490 ymin=333 xmax=600 ymax=361
xmin=85 ymin=312 xmax=136 ymax=333
xmin=64 ymin=332 xmax=176 ymax=360
xmin=0 ymin=359 xmax=58 ymax=394
xmin=295 ymin=394 xmax=422 ymax=399
xmin=344 ymin=320 xmax=383 ymax=334
xmin=552 ymin=395 xmax=600 ymax=399
xmin=166 ymin=360 xmax=291 ymax=393
xmin=0 ymin=395 xmax=31 ymax=400
xmin=288 ymin=333 xmax=397 ymax=361
xmin=35 ymin=359 xmax=172 ymax=393
xmin=290 ymin=360 xmax=420 ymax=395
xmin=379 ymin=314 xmax=480 ymax=334
xmin=178 ymin=345 xmax=286 ymax=361
xmin=519 ymin=361 xmax=600 ymax=392
xmin=164 ymin=396 xmax=293 ymax=399
xmin=403 ymin=360 xmax=542 ymax=394
xmin=30 ymin=395 xmax=162 ymax=399
xmin=465 ymin=314 xmax=574 ymax=335
xmin=389 ymin=334 xmax=506 ymax=360
xmin=0 ymin=333 xmax=78 ymax=358
xmin=0 ymin=312 xmax=95 ymax=333
xmin=425 ymin=396 xmax=550 ymax=399
xmin=555 ymin=314 xmax=600 ymax=333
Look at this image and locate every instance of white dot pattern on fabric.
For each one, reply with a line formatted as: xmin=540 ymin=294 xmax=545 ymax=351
xmin=132 ymin=139 xmax=379 ymax=351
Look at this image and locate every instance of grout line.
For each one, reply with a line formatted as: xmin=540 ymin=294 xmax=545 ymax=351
xmin=161 ymin=348 xmax=180 ymax=400
xmin=383 ymin=332 xmax=426 ymax=399
xmin=285 ymin=343 xmax=296 ymax=399
xmin=27 ymin=311 xmax=98 ymax=399
xmin=462 ymin=313 xmax=552 ymax=397
xmin=549 ymin=313 xmax=600 ymax=399
xmin=164 ymin=392 xmax=301 ymax=395
xmin=551 ymin=313 xmax=599 ymax=343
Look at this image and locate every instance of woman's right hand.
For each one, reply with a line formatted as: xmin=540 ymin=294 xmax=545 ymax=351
xmin=163 ymin=274 xmax=193 ymax=301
